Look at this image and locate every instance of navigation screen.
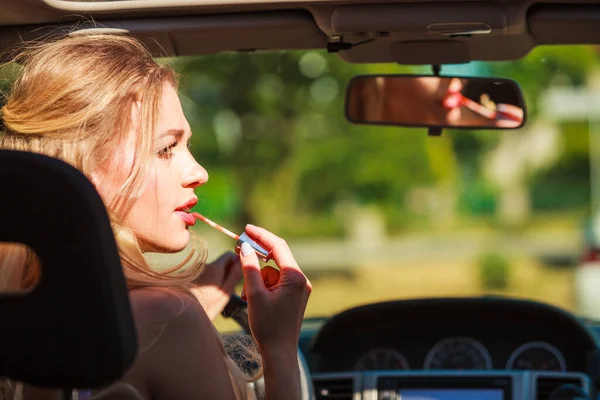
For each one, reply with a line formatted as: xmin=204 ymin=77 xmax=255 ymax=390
xmin=397 ymin=389 xmax=504 ymax=400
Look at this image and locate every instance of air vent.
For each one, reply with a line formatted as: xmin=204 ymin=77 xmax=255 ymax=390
xmin=313 ymin=377 xmax=354 ymax=400
xmin=536 ymin=376 xmax=584 ymax=400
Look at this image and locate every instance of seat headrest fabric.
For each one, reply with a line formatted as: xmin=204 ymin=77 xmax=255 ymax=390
xmin=0 ymin=150 xmax=137 ymax=388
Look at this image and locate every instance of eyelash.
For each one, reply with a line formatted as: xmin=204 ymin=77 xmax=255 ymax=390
xmin=157 ymin=140 xmax=192 ymax=159
xmin=157 ymin=141 xmax=178 ymax=159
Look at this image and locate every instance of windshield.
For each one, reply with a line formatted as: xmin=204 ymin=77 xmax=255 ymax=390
xmin=165 ymin=45 xmax=600 ymax=326
xmin=3 ymin=44 xmax=598 ymax=324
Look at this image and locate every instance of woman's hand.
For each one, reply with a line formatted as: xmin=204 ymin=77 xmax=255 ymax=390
xmin=238 ymin=224 xmax=312 ymax=353
xmin=192 ymin=251 xmax=243 ymax=321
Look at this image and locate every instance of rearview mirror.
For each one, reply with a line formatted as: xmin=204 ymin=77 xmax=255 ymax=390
xmin=346 ymin=75 xmax=526 ymax=129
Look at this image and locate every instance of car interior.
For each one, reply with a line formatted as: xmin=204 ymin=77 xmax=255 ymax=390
xmin=2 ymin=1 xmax=600 ymax=400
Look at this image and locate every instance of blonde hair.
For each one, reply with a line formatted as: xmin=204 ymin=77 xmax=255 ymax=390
xmin=0 ymin=32 xmax=257 ymax=399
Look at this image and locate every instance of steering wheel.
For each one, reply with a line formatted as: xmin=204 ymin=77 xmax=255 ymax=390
xmin=223 ymin=295 xmax=314 ymax=400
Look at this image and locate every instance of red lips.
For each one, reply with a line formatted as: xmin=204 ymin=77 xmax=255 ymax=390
xmin=174 ymin=197 xmax=198 ymax=226
xmin=175 ymin=197 xmax=198 ymax=212
xmin=443 ymin=92 xmax=464 ymax=109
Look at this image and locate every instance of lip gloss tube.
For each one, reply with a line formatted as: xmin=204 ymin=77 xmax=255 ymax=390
xmin=235 ymin=232 xmax=273 ymax=262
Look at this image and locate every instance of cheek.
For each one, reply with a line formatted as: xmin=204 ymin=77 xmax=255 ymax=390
xmin=92 ymin=148 xmax=136 ymax=207
xmin=134 ymin=164 xmax=173 ymax=217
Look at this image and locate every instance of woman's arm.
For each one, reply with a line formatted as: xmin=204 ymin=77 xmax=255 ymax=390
xmin=191 ymin=252 xmax=243 ymax=321
xmin=124 ymin=288 xmax=238 ymax=400
xmin=260 ymin=346 xmax=302 ymax=400
xmin=238 ymin=224 xmax=312 ymax=400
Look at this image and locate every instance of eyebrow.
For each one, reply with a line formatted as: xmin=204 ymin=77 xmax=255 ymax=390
xmin=159 ymin=129 xmax=185 ymax=140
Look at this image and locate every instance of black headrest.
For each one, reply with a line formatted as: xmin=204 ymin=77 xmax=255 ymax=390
xmin=0 ymin=150 xmax=137 ymax=389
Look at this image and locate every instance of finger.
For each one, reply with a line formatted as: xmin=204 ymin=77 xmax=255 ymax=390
xmin=239 ymin=241 xmax=265 ymax=298
xmin=261 ymin=266 xmax=280 ymax=288
xmin=266 ymin=267 xmax=280 ymax=287
xmin=241 ymin=283 xmax=247 ymax=301
xmin=245 ymin=224 xmax=299 ymax=270
xmin=496 ymin=104 xmax=523 ymax=127
xmin=223 ymin=255 xmax=243 ymax=287
xmin=497 ymin=103 xmax=524 ymax=120
xmin=494 ymin=119 xmax=521 ymax=128
xmin=449 ymin=77 xmax=462 ymax=93
xmin=210 ymin=251 xmax=237 ymax=268
xmin=202 ymin=252 xmax=239 ymax=287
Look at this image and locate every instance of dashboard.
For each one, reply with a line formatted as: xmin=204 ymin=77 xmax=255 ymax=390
xmin=306 ymin=297 xmax=596 ymax=373
xmin=299 ymin=297 xmax=600 ymax=400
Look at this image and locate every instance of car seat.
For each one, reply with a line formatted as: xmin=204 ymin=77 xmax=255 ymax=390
xmin=0 ymin=150 xmax=138 ymax=399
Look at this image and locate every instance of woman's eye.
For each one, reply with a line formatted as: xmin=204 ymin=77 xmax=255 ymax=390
xmin=157 ymin=142 xmax=177 ymax=159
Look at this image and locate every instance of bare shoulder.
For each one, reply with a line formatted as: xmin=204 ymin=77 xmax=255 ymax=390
xmin=127 ymin=287 xmax=219 ymax=357
xmin=123 ymin=288 xmax=236 ymax=400
xmin=129 ymin=287 xmax=205 ymax=327
xmin=129 ymin=287 xmax=196 ymax=313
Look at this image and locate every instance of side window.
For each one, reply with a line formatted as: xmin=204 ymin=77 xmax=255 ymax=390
xmin=0 ymin=62 xmax=20 ymax=131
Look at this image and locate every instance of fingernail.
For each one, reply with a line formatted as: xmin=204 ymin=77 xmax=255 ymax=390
xmin=241 ymin=242 xmax=253 ymax=256
xmin=246 ymin=224 xmax=255 ymax=228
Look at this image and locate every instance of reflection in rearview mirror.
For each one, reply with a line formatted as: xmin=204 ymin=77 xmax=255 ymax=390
xmin=346 ymin=75 xmax=526 ymax=129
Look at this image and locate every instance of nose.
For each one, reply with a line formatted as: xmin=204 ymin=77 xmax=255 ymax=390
xmin=182 ymin=158 xmax=208 ymax=189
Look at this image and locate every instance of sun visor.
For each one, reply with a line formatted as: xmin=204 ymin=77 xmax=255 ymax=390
xmin=529 ymin=4 xmax=600 ymax=45
xmin=329 ymin=2 xmax=508 ymax=64
xmin=330 ymin=3 xmax=507 ymax=39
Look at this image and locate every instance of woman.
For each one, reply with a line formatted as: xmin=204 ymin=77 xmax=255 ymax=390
xmin=0 ymin=32 xmax=311 ymax=399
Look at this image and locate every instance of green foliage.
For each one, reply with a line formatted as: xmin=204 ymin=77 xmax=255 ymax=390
xmin=191 ymin=169 xmax=241 ymax=223
xmin=458 ymin=179 xmax=498 ymax=216
xmin=529 ymin=156 xmax=591 ymax=211
xmin=477 ymin=252 xmax=511 ymax=290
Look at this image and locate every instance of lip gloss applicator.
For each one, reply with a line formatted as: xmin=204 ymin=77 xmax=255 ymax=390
xmin=191 ymin=212 xmax=273 ymax=262
xmin=458 ymin=95 xmax=522 ymax=123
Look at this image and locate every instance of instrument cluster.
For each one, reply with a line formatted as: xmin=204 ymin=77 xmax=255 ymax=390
xmin=352 ymin=337 xmax=567 ymax=372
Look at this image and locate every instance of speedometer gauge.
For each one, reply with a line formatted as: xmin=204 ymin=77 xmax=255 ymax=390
xmin=506 ymin=341 xmax=566 ymax=371
xmin=353 ymin=348 xmax=410 ymax=370
xmin=424 ymin=337 xmax=493 ymax=370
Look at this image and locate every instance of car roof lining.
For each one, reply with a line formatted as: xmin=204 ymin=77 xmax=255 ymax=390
xmin=0 ymin=1 xmax=600 ymax=64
